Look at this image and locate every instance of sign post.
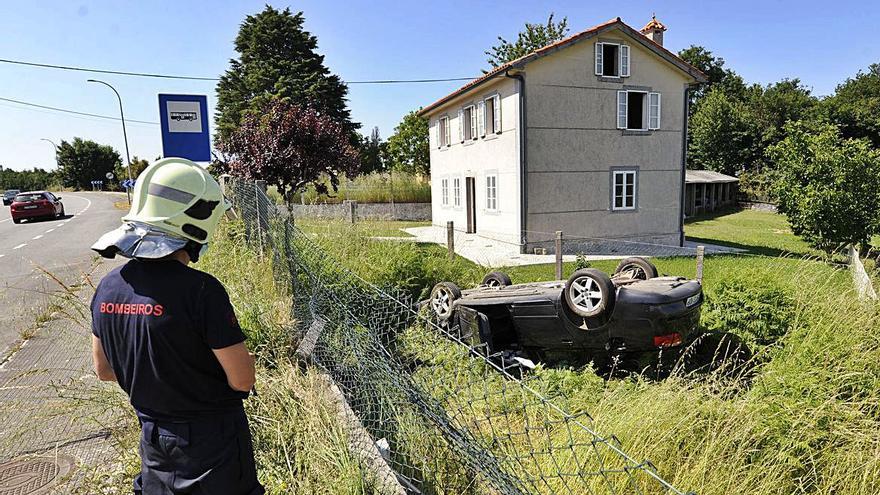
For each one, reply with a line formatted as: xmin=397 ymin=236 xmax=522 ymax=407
xmin=158 ymin=94 xmax=211 ymax=162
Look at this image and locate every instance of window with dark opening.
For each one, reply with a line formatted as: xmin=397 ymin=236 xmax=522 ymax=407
xmin=627 ymin=92 xmax=645 ymax=130
xmin=602 ymin=43 xmax=618 ymax=77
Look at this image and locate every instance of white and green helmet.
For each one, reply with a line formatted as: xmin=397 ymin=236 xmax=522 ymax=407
xmin=92 ymin=158 xmax=231 ymax=260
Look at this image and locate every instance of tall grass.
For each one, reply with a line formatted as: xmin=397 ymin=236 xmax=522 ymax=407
xmin=299 ymin=220 xmax=880 ymax=494
xmin=284 ymin=172 xmax=431 ymax=205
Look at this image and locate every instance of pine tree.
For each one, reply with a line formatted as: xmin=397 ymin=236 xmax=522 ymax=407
xmin=215 ymin=6 xmax=355 ymax=143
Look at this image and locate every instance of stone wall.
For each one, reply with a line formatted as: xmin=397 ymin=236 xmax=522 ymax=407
xmin=286 ymin=202 xmax=431 ymax=221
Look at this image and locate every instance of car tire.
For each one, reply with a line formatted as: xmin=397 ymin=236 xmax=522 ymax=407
xmin=482 ymin=271 xmax=512 ymax=287
xmin=12 ymin=218 xmax=20 ymax=224
xmin=564 ymin=268 xmax=615 ymax=318
xmin=58 ymin=205 xmax=65 ymax=217
xmin=613 ymin=257 xmax=658 ymax=280
xmin=429 ymin=282 xmax=462 ymax=322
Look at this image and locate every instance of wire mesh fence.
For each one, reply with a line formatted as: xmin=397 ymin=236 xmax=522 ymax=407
xmin=227 ymin=178 xmax=694 ymax=495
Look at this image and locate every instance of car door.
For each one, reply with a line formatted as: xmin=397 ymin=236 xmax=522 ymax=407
xmin=45 ymin=193 xmax=59 ymax=214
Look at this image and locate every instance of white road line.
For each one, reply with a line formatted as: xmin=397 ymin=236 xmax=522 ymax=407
xmin=45 ymin=229 xmax=54 ymax=233
xmin=0 ymin=219 xmax=10 ymax=223
xmin=32 ymin=235 xmax=42 ymax=240
xmin=0 ymin=254 xmax=4 ymax=258
xmin=12 ymin=243 xmax=26 ymax=250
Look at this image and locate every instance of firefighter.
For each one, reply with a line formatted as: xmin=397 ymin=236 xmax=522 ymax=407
xmin=90 ymin=158 xmax=264 ymax=494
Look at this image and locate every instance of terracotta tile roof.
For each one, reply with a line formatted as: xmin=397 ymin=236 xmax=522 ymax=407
xmin=641 ymin=15 xmax=667 ymax=33
xmin=418 ymin=17 xmax=707 ymax=117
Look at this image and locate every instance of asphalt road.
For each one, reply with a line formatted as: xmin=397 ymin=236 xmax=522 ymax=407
xmin=0 ymin=192 xmax=124 ymax=356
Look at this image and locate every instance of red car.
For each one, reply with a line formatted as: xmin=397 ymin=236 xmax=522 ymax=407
xmin=10 ymin=191 xmax=65 ymax=224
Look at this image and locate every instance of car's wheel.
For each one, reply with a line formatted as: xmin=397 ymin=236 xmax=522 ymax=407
xmin=564 ymin=268 xmax=615 ymax=318
xmin=429 ymin=282 xmax=462 ymax=321
xmin=12 ymin=218 xmax=20 ymax=224
xmin=613 ymin=257 xmax=658 ymax=280
xmin=58 ymin=205 xmax=65 ymax=217
xmin=482 ymin=271 xmax=512 ymax=287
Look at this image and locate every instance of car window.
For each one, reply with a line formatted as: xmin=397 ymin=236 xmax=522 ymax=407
xmin=45 ymin=192 xmax=55 ymax=201
xmin=14 ymin=194 xmax=43 ymax=202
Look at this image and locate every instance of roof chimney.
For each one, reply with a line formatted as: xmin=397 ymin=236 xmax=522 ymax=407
xmin=640 ymin=14 xmax=667 ymax=46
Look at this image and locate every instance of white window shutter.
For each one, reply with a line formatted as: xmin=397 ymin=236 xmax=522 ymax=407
xmin=458 ymin=109 xmax=464 ymax=142
xmin=617 ymin=91 xmax=628 ymax=129
xmin=470 ymin=107 xmax=477 ymax=139
xmin=649 ymin=92 xmax=661 ymax=130
xmin=595 ymin=42 xmax=603 ymax=75
xmin=478 ymin=100 xmax=486 ymax=137
xmin=493 ymin=95 xmax=501 ymax=132
xmin=435 ymin=120 xmax=440 ymax=148
xmin=620 ymin=45 xmax=630 ymax=77
xmin=445 ymin=118 xmax=451 ymax=145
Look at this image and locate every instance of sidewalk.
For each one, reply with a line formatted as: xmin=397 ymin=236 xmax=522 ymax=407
xmin=0 ymin=258 xmax=127 ymax=493
xmin=401 ymin=225 xmax=745 ymax=267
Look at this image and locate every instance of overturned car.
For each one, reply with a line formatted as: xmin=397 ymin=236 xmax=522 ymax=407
xmin=428 ymin=258 xmax=705 ymax=370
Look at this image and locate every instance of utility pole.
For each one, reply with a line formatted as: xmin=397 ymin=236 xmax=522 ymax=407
xmin=88 ymin=79 xmax=132 ymax=203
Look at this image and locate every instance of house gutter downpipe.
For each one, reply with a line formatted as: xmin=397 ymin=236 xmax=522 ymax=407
xmin=505 ymin=69 xmax=527 ymax=254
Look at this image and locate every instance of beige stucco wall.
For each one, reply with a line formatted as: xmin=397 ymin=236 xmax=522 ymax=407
xmin=523 ymin=27 xmax=693 ymax=247
xmin=426 ymin=77 xmax=521 ymax=244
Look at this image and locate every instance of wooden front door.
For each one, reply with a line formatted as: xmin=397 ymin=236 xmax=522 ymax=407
xmin=465 ymin=177 xmax=476 ymax=233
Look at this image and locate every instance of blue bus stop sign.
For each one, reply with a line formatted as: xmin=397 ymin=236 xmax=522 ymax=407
xmin=158 ymin=94 xmax=211 ymax=162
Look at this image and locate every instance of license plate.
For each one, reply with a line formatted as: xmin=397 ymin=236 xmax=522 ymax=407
xmin=23 ymin=205 xmax=38 ymax=209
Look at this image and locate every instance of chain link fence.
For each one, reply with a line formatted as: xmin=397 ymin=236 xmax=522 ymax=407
xmin=227 ymin=178 xmax=694 ymax=495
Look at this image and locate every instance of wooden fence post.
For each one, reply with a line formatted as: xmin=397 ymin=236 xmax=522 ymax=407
xmin=447 ymin=221 xmax=455 ymax=260
xmin=695 ymin=245 xmax=705 ymax=282
xmin=346 ymin=200 xmax=357 ymax=224
xmin=555 ymin=231 xmax=564 ymax=280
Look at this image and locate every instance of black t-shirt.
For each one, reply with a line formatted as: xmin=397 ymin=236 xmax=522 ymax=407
xmin=91 ymin=259 xmax=248 ymax=421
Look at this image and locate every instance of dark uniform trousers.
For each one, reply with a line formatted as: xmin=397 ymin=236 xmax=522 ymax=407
xmin=134 ymin=407 xmax=264 ymax=495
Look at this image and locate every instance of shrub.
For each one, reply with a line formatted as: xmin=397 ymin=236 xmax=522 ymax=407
xmin=702 ymin=279 xmax=795 ymax=347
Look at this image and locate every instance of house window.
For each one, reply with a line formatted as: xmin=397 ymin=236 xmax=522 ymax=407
xmin=441 ymin=178 xmax=449 ymax=206
xmin=486 ymin=175 xmax=498 ymax=211
xmin=438 ymin=116 xmax=450 ymax=147
xmin=617 ymin=91 xmax=661 ymax=130
xmin=453 ymin=177 xmax=461 ymax=207
xmin=595 ymin=42 xmax=630 ymax=77
xmin=461 ymin=105 xmax=477 ymax=141
xmin=484 ymin=95 xmax=501 ymax=135
xmin=612 ymin=170 xmax=637 ymax=211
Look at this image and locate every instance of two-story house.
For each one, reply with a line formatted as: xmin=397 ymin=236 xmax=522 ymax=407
xmin=419 ymin=16 xmax=707 ymax=253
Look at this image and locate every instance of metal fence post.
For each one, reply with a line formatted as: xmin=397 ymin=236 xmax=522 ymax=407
xmin=447 ymin=221 xmax=455 ymax=260
xmin=695 ymin=245 xmax=705 ymax=282
xmin=254 ymin=180 xmax=266 ymax=257
xmin=555 ymin=231 xmax=563 ymax=280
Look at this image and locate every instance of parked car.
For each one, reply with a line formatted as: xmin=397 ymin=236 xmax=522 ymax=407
xmin=3 ymin=189 xmax=20 ymax=206
xmin=427 ymin=258 xmax=705 ymax=370
xmin=10 ymin=191 xmax=65 ymax=224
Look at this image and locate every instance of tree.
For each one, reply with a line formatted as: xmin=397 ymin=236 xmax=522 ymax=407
xmin=56 ymin=138 xmax=121 ymax=189
xmin=486 ymin=14 xmax=569 ymax=68
xmin=113 ymin=156 xmax=150 ymax=185
xmin=357 ymin=127 xmax=386 ymax=175
xmin=217 ymin=99 xmax=359 ymax=202
xmin=215 ymin=6 xmax=355 ymax=143
xmin=678 ymin=45 xmax=747 ymax=109
xmin=820 ymin=63 xmax=880 ymax=147
xmin=0 ymin=166 xmax=59 ymax=191
xmin=768 ymin=121 xmax=880 ymax=255
xmin=688 ymin=88 xmax=760 ymax=174
xmin=385 ymin=110 xmax=429 ymax=175
xmin=747 ymin=79 xmax=818 ymax=155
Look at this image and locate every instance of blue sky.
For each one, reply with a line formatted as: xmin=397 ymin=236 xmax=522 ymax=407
xmin=0 ymin=0 xmax=877 ymax=171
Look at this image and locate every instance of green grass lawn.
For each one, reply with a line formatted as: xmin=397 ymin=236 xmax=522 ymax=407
xmin=684 ymin=208 xmax=824 ymax=257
